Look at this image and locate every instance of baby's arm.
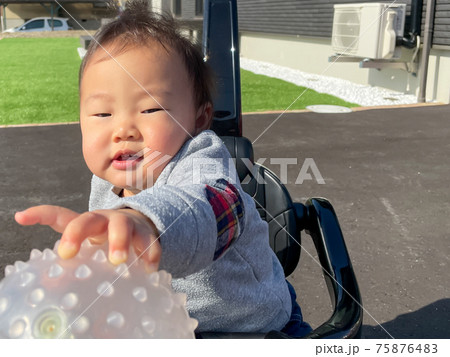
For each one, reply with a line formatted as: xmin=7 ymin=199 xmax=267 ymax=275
xmin=15 ymin=205 xmax=161 ymax=271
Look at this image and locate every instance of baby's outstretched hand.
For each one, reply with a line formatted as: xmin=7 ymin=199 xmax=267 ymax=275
xmin=15 ymin=206 xmax=161 ymax=272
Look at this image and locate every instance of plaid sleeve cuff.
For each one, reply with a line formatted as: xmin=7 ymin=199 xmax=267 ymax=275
xmin=205 ymin=179 xmax=245 ymax=260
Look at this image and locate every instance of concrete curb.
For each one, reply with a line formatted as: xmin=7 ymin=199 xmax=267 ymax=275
xmin=0 ymin=121 xmax=79 ymax=129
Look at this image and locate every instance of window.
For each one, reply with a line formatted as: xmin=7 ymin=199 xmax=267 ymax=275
xmin=93 ymin=2 xmax=108 ymax=8
xmin=173 ymin=0 xmax=181 ymax=17
xmin=195 ymin=0 xmax=203 ymax=16
xmin=47 ymin=19 xmax=63 ymax=28
xmin=24 ymin=20 xmax=44 ymax=30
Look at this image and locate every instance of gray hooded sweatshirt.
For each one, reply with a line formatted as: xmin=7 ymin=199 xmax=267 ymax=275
xmin=88 ymin=130 xmax=292 ymax=333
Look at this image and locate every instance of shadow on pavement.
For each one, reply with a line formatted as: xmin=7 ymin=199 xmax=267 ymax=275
xmin=363 ymin=298 xmax=450 ymax=338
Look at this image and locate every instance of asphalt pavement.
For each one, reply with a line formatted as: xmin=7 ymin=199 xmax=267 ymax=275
xmin=0 ymin=104 xmax=449 ymax=338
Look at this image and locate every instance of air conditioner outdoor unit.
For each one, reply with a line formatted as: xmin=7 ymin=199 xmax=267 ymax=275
xmin=332 ymin=3 xmax=406 ymax=60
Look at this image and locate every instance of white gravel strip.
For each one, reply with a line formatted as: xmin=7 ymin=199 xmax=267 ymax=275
xmin=240 ymin=57 xmax=418 ymax=107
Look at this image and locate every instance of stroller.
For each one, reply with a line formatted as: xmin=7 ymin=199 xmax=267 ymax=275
xmin=197 ymin=0 xmax=362 ymax=339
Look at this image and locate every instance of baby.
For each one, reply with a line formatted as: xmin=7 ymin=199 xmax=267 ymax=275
xmin=15 ymin=0 xmax=306 ymax=335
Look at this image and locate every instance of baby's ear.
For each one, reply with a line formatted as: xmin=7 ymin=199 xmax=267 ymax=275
xmin=194 ymin=103 xmax=213 ymax=135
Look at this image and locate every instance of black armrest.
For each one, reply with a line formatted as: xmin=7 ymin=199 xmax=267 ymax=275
xmin=297 ymin=198 xmax=363 ymax=338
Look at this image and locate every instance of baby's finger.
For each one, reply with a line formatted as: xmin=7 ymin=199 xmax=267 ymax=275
xmin=15 ymin=205 xmax=79 ymax=233
xmin=144 ymin=235 xmax=162 ymax=272
xmin=58 ymin=212 xmax=108 ymax=259
xmin=107 ymin=213 xmax=132 ymax=265
xmin=132 ymin=226 xmax=161 ymax=272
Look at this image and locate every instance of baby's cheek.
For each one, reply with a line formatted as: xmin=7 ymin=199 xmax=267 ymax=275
xmin=82 ymin=137 xmax=106 ymax=173
xmin=159 ymin=125 xmax=192 ymax=155
xmin=82 ymin=138 xmax=95 ymax=162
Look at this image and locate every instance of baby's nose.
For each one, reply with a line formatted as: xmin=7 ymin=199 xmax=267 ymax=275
xmin=113 ymin=126 xmax=141 ymax=142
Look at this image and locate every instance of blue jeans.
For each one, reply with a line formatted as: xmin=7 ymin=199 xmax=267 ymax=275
xmin=281 ymin=280 xmax=312 ymax=338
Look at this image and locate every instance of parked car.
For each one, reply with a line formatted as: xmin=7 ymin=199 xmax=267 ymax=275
xmin=2 ymin=17 xmax=72 ymax=33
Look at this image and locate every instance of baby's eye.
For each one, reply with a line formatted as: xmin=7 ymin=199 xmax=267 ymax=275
xmin=141 ymin=108 xmax=162 ymax=114
xmin=94 ymin=113 xmax=111 ymax=117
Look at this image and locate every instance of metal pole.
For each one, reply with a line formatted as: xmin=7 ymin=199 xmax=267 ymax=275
xmin=418 ymin=0 xmax=437 ymax=103
xmin=51 ymin=3 xmax=54 ymax=31
xmin=1 ymin=4 xmax=7 ymax=32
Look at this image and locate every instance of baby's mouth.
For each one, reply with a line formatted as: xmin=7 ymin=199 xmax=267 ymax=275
xmin=112 ymin=151 xmax=144 ymax=169
xmin=113 ymin=150 xmax=143 ymax=161
xmin=117 ymin=154 xmax=141 ymax=161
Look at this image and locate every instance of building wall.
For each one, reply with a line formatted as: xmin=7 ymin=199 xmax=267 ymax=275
xmin=237 ymin=0 xmax=450 ymax=103
xmin=150 ymin=0 xmax=202 ymax=42
xmin=63 ymin=4 xmax=109 ymax=30
xmin=182 ymin=0 xmax=196 ymax=19
xmin=150 ymin=0 xmax=173 ymax=13
xmin=237 ymin=0 xmax=450 ymax=47
xmin=240 ymin=31 xmax=371 ymax=85
xmin=5 ymin=4 xmax=47 ymax=28
xmin=434 ymin=0 xmax=450 ymax=46
xmin=151 ymin=0 xmax=203 ymax=19
xmin=426 ymin=48 xmax=450 ymax=102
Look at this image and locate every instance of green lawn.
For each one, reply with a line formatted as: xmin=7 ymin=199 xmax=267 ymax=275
xmin=241 ymin=69 xmax=358 ymax=112
xmin=0 ymin=38 xmax=357 ymax=126
xmin=0 ymin=38 xmax=80 ymax=126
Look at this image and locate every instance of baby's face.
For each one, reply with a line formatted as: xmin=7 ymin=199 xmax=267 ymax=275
xmin=80 ymin=41 xmax=203 ymax=193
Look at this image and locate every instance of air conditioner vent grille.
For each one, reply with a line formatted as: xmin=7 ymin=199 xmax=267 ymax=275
xmin=332 ymin=9 xmax=361 ymax=55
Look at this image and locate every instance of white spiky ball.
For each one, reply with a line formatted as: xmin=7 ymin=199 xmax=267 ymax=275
xmin=0 ymin=240 xmax=198 ymax=338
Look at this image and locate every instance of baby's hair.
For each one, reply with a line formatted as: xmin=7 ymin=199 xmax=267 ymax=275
xmin=79 ymin=0 xmax=214 ymax=110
